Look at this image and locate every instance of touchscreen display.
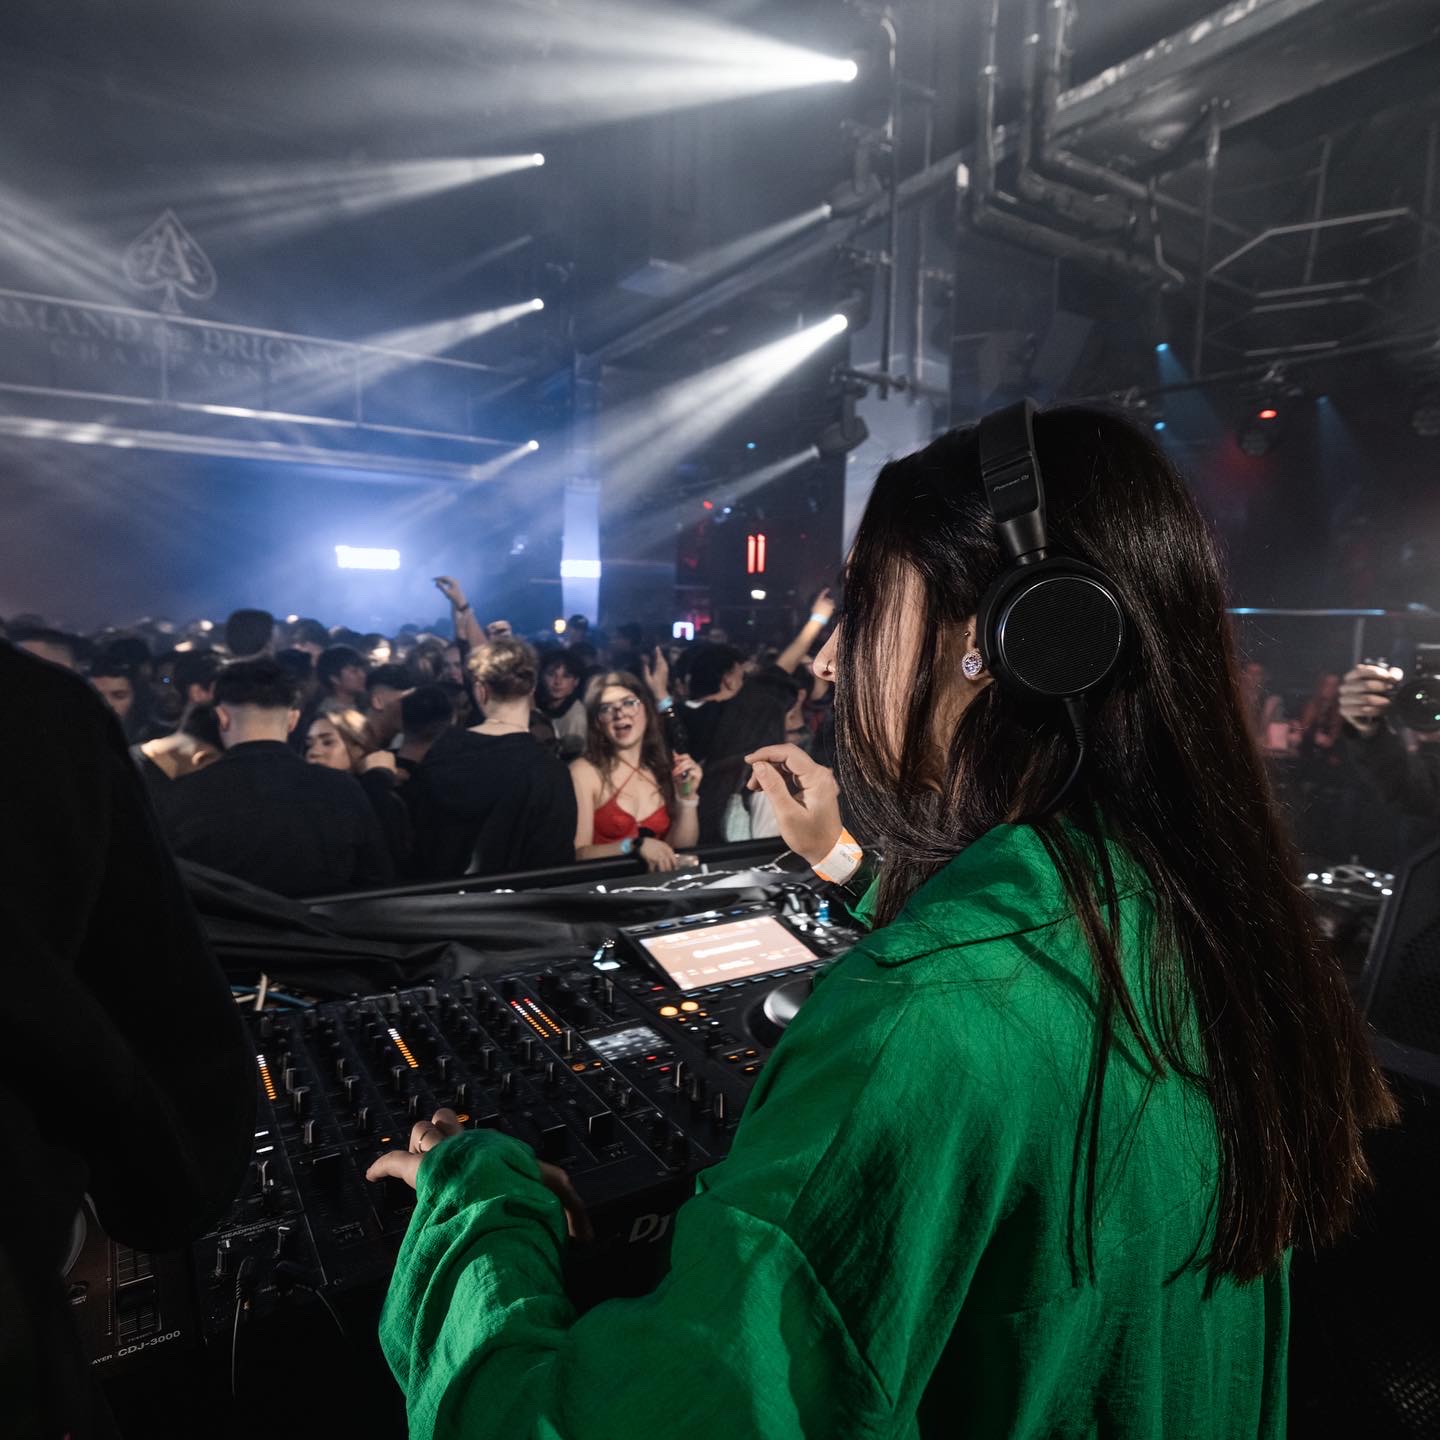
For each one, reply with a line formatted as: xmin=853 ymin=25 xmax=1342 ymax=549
xmin=637 ymin=914 xmax=818 ymax=992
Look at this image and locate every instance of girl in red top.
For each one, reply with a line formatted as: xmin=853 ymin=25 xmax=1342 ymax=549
xmin=570 ymin=670 xmax=702 ymax=872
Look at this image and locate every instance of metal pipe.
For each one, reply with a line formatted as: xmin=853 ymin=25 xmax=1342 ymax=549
xmin=1302 ymin=135 xmax=1332 ymax=286
xmin=970 ymin=0 xmax=1169 ymax=286
xmin=879 ymin=13 xmax=902 ymax=398
xmin=1420 ymin=118 xmax=1438 ymax=289
xmin=1190 ymin=105 xmax=1222 ymax=376
xmin=1032 ymin=0 xmax=1252 ymax=245
xmin=911 ymin=0 xmax=937 ymax=391
xmin=1014 ymin=0 xmax=1126 ymax=231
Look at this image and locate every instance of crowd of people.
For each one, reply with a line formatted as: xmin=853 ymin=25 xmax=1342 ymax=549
xmin=2 ymin=580 xmax=839 ymax=897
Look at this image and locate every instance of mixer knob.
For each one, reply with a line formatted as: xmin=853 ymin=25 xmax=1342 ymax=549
xmin=498 ymin=1070 xmax=516 ymax=1103
xmin=561 ymin=1028 xmax=576 ymax=1057
xmin=425 ymin=986 xmax=439 ymax=1009
xmin=613 ymin=1087 xmax=634 ymax=1113
xmin=302 ymin=1118 xmax=316 ymax=1147
xmin=711 ymin=1092 xmax=728 ymax=1128
xmin=283 ymin=1066 xmax=299 ymax=1094
xmin=346 ymin=1000 xmax=360 ymax=1022
xmin=272 ymin=1224 xmax=293 ymax=1261
xmin=671 ymin=1061 xmax=688 ymax=1091
xmin=390 ymin=1064 xmax=409 ymax=1091
xmin=454 ymin=1081 xmax=472 ymax=1109
xmin=291 ymin=1086 xmax=310 ymax=1117
xmin=586 ymin=973 xmax=603 ymax=999
xmin=343 ymin=1074 xmax=361 ymax=1107
xmin=214 ymin=1238 xmax=234 ymax=1278
xmin=499 ymin=978 xmax=519 ymax=1000
xmin=407 ymin=1093 xmax=424 ymax=1121
xmin=538 ymin=1125 xmax=568 ymax=1161
xmin=602 ymin=978 xmax=616 ymax=1008
xmin=586 ymin=1111 xmax=615 ymax=1146
xmin=519 ymin=1037 xmax=538 ymax=1066
xmin=437 ymin=1055 xmax=452 ymax=1083
xmin=687 ymin=1075 xmax=708 ymax=1109
xmin=259 ymin=1015 xmax=275 ymax=1040
xmin=460 ymin=977 xmax=475 ymax=1002
xmin=478 ymin=1046 xmax=497 ymax=1075
xmin=335 ymin=1057 xmax=349 ymax=1081
xmin=665 ymin=1132 xmax=690 ymax=1170
xmin=355 ymin=1105 xmax=372 ymax=1132
xmin=385 ymin=992 xmax=400 ymax=1017
xmin=544 ymin=1061 xmax=560 ymax=1089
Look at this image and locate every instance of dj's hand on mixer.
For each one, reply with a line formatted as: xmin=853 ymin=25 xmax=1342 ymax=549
xmin=367 ymin=1106 xmax=595 ymax=1243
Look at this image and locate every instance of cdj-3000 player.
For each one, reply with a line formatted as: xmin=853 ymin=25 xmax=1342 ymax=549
xmin=73 ymin=895 xmax=859 ymax=1396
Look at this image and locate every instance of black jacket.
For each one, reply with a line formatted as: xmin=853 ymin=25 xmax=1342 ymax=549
xmin=159 ymin=740 xmax=394 ymax=897
xmin=0 ymin=643 xmax=255 ymax=1438
xmin=405 ymin=729 xmax=577 ymax=880
xmin=1343 ymin=722 xmax=1440 ymax=817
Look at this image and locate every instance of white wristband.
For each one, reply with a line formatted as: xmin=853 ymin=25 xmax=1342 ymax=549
xmin=813 ymin=828 xmax=863 ymax=885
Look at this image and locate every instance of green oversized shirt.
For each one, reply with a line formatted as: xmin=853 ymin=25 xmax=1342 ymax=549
xmin=379 ymin=823 xmax=1288 ymax=1438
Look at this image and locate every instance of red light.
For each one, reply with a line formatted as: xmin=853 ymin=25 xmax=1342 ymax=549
xmin=1258 ymin=408 xmax=1278 ymax=421
xmin=702 ymin=500 xmax=714 ymax=510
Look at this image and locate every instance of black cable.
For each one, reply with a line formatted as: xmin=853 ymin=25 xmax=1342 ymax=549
xmin=230 ymin=1256 xmax=257 ymax=1400
xmin=1044 ymin=697 xmax=1089 ymax=816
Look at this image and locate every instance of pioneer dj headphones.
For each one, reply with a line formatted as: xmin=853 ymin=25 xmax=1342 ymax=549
xmin=975 ymin=398 xmax=1126 ymax=702
xmin=973 ymin=399 xmax=1126 ymax=808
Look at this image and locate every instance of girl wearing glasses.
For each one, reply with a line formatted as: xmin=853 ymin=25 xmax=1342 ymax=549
xmin=570 ymin=670 xmax=702 ymax=871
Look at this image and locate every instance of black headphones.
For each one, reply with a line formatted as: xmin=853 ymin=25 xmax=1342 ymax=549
xmin=975 ymin=399 xmax=1126 ymax=701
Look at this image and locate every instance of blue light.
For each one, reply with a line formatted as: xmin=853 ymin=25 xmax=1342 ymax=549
xmin=1153 ymin=420 xmax=1166 ymax=432
xmin=1155 ymin=342 xmax=1169 ymax=354
xmin=1317 ymin=394 xmax=1330 ymax=405
xmin=745 ymin=441 xmax=757 ymax=450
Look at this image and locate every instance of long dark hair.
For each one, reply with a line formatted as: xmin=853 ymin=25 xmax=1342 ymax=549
xmin=838 ymin=405 xmax=1395 ymax=1284
xmin=697 ymin=679 xmax=791 ymax=844
xmin=582 ymin=671 xmax=676 ymax=816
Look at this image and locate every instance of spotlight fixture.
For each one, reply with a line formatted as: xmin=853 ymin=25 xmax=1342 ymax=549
xmin=530 ymin=297 xmax=546 ymax=312
xmin=531 ymin=154 xmax=547 ymax=167
xmin=1236 ymin=407 xmax=1281 ymax=457
xmin=816 ymin=412 xmax=870 ymax=458
xmin=1154 ymin=342 xmax=1170 ymax=354
xmin=1153 ymin=420 xmax=1166 ymax=432
xmin=526 ymin=439 xmax=541 ymax=451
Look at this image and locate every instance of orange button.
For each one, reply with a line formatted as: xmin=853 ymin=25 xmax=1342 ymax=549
xmin=679 ymin=1001 xmax=700 ymax=1012
xmin=659 ymin=1005 xmax=680 ymax=1017
xmin=571 ymin=1062 xmax=587 ymax=1073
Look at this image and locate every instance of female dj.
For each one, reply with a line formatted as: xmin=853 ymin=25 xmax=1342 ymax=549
xmin=569 ymin=669 xmax=702 ymax=873
xmin=368 ymin=407 xmax=1393 ymax=1439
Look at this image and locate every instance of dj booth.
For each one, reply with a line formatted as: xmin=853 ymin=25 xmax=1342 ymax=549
xmin=82 ymin=842 xmax=862 ymax=1440
xmin=78 ymin=840 xmax=1440 ymax=1438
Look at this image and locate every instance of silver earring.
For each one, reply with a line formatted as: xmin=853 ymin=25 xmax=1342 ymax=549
xmin=962 ymin=649 xmax=985 ymax=681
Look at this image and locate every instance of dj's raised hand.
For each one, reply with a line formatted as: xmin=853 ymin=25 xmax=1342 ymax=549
xmin=744 ymin=743 xmax=842 ymax=868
